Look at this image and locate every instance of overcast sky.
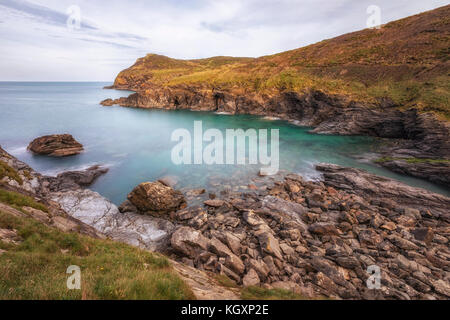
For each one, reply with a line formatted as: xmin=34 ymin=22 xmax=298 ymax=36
xmin=0 ymin=0 xmax=447 ymax=81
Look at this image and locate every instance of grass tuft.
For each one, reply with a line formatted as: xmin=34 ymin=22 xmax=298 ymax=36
xmin=0 ymin=189 xmax=48 ymax=213
xmin=0 ymin=161 xmax=23 ymax=185
xmin=0 ymin=209 xmax=195 ymax=300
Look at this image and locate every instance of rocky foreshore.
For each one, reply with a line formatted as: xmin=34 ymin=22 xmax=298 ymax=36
xmin=146 ymin=164 xmax=449 ymax=300
xmin=1 ymin=145 xmax=449 ymax=300
xmin=101 ymin=87 xmax=450 ymax=187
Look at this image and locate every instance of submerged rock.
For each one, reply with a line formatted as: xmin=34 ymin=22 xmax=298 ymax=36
xmin=44 ymin=165 xmax=108 ymax=191
xmin=28 ymin=134 xmax=83 ymax=157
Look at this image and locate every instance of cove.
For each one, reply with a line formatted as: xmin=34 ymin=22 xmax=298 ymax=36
xmin=0 ymin=82 xmax=448 ymax=205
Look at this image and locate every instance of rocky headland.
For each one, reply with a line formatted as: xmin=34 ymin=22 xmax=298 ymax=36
xmin=101 ymin=5 xmax=450 ymax=187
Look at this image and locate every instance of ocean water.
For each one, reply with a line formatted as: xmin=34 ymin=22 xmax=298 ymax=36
xmin=0 ymin=82 xmax=448 ymax=204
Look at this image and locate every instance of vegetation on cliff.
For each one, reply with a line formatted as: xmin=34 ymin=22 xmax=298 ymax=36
xmin=115 ymin=5 xmax=450 ymax=119
xmin=0 ymin=193 xmax=194 ymax=300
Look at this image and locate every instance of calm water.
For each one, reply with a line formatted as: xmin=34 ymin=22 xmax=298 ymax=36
xmin=0 ymin=82 xmax=448 ymax=204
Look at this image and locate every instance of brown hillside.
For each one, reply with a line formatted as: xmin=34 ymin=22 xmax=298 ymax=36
xmin=114 ymin=5 xmax=450 ymax=118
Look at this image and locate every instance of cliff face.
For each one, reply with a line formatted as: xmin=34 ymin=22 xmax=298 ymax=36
xmin=102 ymin=86 xmax=450 ymax=186
xmin=110 ymin=5 xmax=450 ymax=118
xmin=102 ymin=5 xmax=450 ymax=186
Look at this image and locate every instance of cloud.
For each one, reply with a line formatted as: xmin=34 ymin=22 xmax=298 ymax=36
xmin=0 ymin=0 xmax=448 ymax=80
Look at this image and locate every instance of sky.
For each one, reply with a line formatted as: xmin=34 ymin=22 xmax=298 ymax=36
xmin=0 ymin=0 xmax=448 ymax=81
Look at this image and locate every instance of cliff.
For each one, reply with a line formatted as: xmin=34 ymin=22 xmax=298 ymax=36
xmin=110 ymin=5 xmax=449 ymax=119
xmin=102 ymin=6 xmax=450 ymax=186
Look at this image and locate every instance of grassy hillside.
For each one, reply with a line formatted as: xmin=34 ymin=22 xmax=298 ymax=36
xmin=0 ymin=191 xmax=194 ymax=300
xmin=115 ymin=5 xmax=450 ymax=119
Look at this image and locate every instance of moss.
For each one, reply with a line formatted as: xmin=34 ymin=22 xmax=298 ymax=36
xmin=0 ymin=161 xmax=23 ymax=185
xmin=0 ymin=210 xmax=195 ymax=300
xmin=0 ymin=189 xmax=48 ymax=213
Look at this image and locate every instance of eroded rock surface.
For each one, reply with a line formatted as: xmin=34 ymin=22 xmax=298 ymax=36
xmin=103 ymin=87 xmax=450 ymax=185
xmin=164 ymin=165 xmax=450 ymax=300
xmin=125 ymin=181 xmax=186 ymax=216
xmin=27 ymin=134 xmax=83 ymax=157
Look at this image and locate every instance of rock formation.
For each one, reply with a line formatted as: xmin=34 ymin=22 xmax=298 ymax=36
xmin=122 ymin=181 xmax=187 ymax=217
xmin=27 ymin=134 xmax=83 ymax=157
xmin=162 ymin=167 xmax=450 ymax=300
xmin=2 ymin=144 xmax=450 ymax=300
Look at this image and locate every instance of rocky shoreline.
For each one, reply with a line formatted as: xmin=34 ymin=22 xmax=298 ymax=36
xmin=101 ymin=87 xmax=450 ymax=187
xmin=1 ymin=145 xmax=449 ymax=300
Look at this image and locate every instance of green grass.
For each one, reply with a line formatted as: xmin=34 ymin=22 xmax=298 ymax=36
xmin=214 ymin=274 xmax=238 ymax=288
xmin=0 ymin=189 xmax=48 ymax=213
xmin=0 ymin=161 xmax=23 ymax=185
xmin=0 ymin=209 xmax=195 ymax=300
xmin=240 ymin=286 xmax=311 ymax=300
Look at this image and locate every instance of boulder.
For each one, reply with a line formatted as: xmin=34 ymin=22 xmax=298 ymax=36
xmin=256 ymin=231 xmax=283 ymax=260
xmin=204 ymin=199 xmax=225 ymax=207
xmin=208 ymin=238 xmax=245 ymax=274
xmin=171 ymin=226 xmax=208 ymax=258
xmin=411 ymin=227 xmax=434 ymax=244
xmin=243 ymin=269 xmax=260 ymax=287
xmin=127 ymin=181 xmax=186 ymax=216
xmin=28 ymin=134 xmax=83 ymax=157
xmin=308 ymin=222 xmax=340 ymax=236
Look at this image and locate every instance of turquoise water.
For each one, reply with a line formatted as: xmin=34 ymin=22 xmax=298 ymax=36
xmin=0 ymin=82 xmax=448 ymax=204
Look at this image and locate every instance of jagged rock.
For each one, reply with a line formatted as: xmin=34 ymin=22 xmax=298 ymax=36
xmin=248 ymin=259 xmax=270 ymax=281
xmin=309 ymin=223 xmax=340 ymax=236
xmin=336 ymin=256 xmax=361 ymax=269
xmin=44 ymin=165 xmax=108 ymax=191
xmin=316 ymin=164 xmax=450 ymax=216
xmin=204 ymin=199 xmax=225 ymax=207
xmin=242 ymin=269 xmax=260 ymax=287
xmin=359 ymin=229 xmax=383 ymax=246
xmin=222 ymin=232 xmax=242 ymax=255
xmin=389 ymin=235 xmax=419 ymax=250
xmin=256 ymin=231 xmax=283 ymax=260
xmin=171 ymin=226 xmax=208 ymax=258
xmin=52 ymin=189 xmax=174 ymax=250
xmin=0 ymin=228 xmax=21 ymax=244
xmin=411 ymin=227 xmax=434 ymax=244
xmin=208 ymin=238 xmax=245 ymax=274
xmin=242 ymin=210 xmax=267 ymax=228
xmin=431 ymin=280 xmax=450 ymax=297
xmin=127 ymin=181 xmax=186 ymax=216
xmin=27 ymin=134 xmax=83 ymax=157
xmin=100 ymin=98 xmax=114 ymax=106
xmin=218 ymin=264 xmax=240 ymax=283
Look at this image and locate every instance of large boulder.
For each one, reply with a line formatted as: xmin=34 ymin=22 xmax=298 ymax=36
xmin=127 ymin=181 xmax=186 ymax=216
xmin=28 ymin=134 xmax=83 ymax=157
xmin=171 ymin=226 xmax=208 ymax=258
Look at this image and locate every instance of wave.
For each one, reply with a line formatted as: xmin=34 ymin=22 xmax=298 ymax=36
xmin=42 ymin=161 xmax=118 ymax=177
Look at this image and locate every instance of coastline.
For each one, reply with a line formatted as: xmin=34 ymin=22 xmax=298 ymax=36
xmin=1 ymin=144 xmax=449 ymax=300
xmin=101 ymin=85 xmax=450 ymax=188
